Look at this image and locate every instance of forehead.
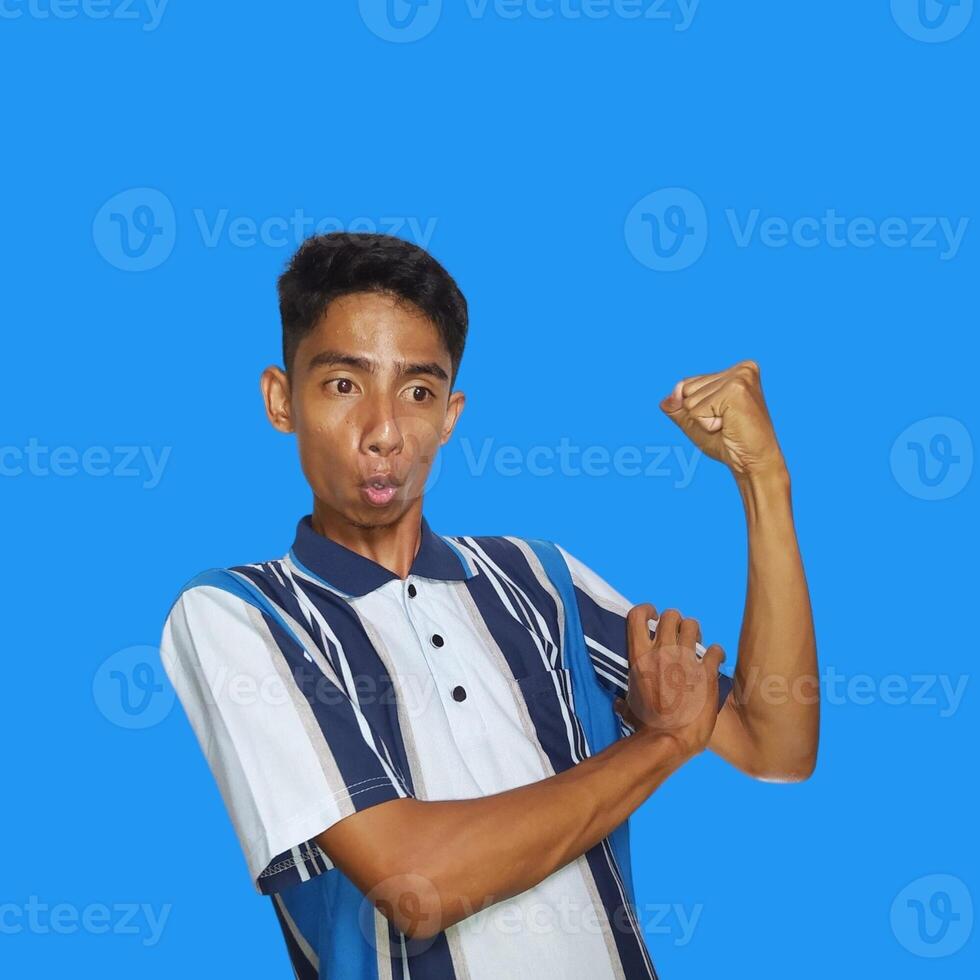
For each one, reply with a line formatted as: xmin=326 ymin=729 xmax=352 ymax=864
xmin=298 ymin=291 xmax=448 ymax=365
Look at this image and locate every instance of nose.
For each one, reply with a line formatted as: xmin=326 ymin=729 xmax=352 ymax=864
xmin=358 ymin=392 xmax=404 ymax=457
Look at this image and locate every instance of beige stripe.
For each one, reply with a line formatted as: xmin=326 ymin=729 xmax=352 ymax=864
xmin=373 ymin=908 xmax=395 ymax=980
xmin=240 ymin=601 xmax=360 ymax=822
xmin=272 ymin=892 xmax=320 ymax=972
xmin=346 ymin=602 xmax=430 ymax=801
xmin=451 ymin=580 xmax=555 ymax=778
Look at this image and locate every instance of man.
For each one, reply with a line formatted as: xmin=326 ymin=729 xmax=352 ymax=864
xmin=160 ymin=232 xmax=818 ymax=978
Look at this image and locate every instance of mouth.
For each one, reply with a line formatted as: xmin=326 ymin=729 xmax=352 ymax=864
xmin=359 ymin=474 xmax=401 ymax=507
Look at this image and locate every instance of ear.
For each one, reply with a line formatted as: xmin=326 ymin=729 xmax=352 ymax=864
xmin=260 ymin=365 xmax=294 ymax=434
xmin=439 ymin=389 xmax=466 ymax=445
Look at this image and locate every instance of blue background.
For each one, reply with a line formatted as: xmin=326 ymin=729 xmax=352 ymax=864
xmin=1 ymin=2 xmax=976 ymax=976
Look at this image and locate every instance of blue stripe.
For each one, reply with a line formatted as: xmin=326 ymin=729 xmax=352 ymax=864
xmin=441 ymin=535 xmax=475 ymax=578
xmin=169 ymin=567 xmax=308 ymax=651
xmin=524 ymin=538 xmax=637 ymax=908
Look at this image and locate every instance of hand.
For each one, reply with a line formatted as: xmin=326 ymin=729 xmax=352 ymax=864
xmin=614 ymin=604 xmax=726 ymax=759
xmin=660 ymin=359 xmax=786 ymax=479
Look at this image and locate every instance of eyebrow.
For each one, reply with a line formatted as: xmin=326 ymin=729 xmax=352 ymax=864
xmin=306 ymin=349 xmax=449 ymax=383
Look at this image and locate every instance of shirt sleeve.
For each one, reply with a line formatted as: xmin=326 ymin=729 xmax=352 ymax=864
xmin=554 ymin=544 xmax=735 ymax=738
xmin=159 ymin=575 xmax=412 ymax=895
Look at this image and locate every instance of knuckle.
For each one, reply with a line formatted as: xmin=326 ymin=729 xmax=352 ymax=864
xmin=628 ymin=603 xmax=654 ymax=622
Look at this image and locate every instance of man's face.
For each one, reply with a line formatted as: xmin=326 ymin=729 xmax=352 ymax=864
xmin=263 ymin=291 xmax=465 ymax=528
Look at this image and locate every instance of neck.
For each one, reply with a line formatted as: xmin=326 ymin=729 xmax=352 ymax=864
xmin=310 ymin=496 xmax=424 ymax=580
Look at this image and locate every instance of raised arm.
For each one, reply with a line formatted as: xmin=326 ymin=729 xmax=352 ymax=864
xmin=660 ymin=360 xmax=819 ymax=781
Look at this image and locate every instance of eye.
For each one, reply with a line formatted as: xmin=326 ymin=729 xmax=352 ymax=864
xmin=407 ymin=385 xmax=433 ymax=403
xmin=324 ymin=378 xmax=357 ymax=395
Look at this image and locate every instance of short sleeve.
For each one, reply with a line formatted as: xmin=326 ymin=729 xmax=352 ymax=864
xmin=159 ymin=573 xmax=412 ymax=894
xmin=554 ymin=544 xmax=734 ymax=737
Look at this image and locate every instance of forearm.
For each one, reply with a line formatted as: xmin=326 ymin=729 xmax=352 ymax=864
xmin=385 ymin=729 xmax=690 ymax=936
xmin=732 ymin=465 xmax=819 ymax=775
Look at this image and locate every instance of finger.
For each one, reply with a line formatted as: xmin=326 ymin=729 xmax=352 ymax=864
xmin=681 ymin=370 xmax=727 ymax=399
xmin=653 ymin=608 xmax=681 ymax=646
xmin=678 ymin=616 xmax=701 ymax=653
xmin=683 ymin=379 xmax=729 ymax=433
xmin=627 ymin=604 xmax=658 ymax=657
xmin=702 ymin=643 xmax=726 ymax=669
xmin=683 ymin=377 xmax=726 ymax=411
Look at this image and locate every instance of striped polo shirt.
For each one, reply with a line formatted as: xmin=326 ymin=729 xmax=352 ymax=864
xmin=160 ymin=513 xmax=732 ymax=979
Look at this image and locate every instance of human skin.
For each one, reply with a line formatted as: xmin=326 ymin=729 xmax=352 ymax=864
xmin=259 ymin=295 xmax=818 ymax=936
xmin=656 ymin=362 xmax=820 ymax=782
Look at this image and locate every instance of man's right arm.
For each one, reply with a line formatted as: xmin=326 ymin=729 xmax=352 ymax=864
xmin=318 ymin=604 xmax=724 ymax=940
xmin=317 ymin=724 xmax=687 ymax=939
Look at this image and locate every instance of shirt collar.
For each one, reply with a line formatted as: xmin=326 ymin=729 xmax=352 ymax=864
xmin=288 ymin=512 xmax=477 ymax=598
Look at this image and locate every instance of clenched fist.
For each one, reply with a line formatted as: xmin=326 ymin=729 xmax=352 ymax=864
xmin=660 ymin=359 xmax=786 ymax=479
xmin=614 ymin=604 xmax=726 ymax=758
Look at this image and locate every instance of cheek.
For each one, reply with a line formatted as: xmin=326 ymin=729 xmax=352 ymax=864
xmin=296 ymin=395 xmax=354 ymax=438
xmin=294 ymin=407 xmax=358 ymax=471
xmin=401 ymin=412 xmax=444 ymax=452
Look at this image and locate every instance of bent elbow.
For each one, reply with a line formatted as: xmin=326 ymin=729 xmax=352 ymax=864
xmin=369 ymin=866 xmax=455 ymax=941
xmin=750 ymin=752 xmax=818 ymax=783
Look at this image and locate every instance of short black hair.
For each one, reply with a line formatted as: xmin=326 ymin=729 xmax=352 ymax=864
xmin=277 ymin=232 xmax=468 ymax=385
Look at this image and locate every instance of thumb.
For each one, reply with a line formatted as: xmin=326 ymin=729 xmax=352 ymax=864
xmin=614 ymin=697 xmax=640 ymax=730
xmin=660 ymin=380 xmax=685 ymax=418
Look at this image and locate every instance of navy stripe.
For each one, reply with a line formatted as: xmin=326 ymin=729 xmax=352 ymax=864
xmin=269 ymin=607 xmax=410 ymax=790
xmin=181 ymin=525 xmax=669 ymax=977
xmin=233 ymin=562 xmax=334 ymax=666
xmin=271 ymin=892 xmax=319 ymax=980
xmin=400 ymin=932 xmax=460 ymax=979
xmin=287 ymin=576 xmax=419 ymax=797
xmin=576 ymin=583 xmax=736 ymax=714
xmin=582 ymin=842 xmax=659 ymax=979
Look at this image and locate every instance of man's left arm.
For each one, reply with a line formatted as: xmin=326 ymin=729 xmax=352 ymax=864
xmin=660 ymin=359 xmax=819 ymax=782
